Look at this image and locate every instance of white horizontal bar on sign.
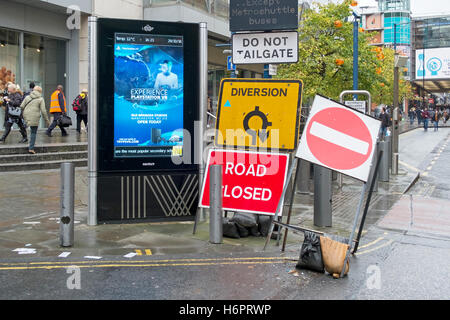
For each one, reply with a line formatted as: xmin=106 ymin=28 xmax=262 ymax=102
xmin=309 ymin=121 xmax=369 ymax=155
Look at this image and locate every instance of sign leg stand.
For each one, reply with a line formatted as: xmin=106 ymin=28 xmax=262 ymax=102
xmin=340 ymin=182 xmax=368 ymax=278
xmin=352 ymin=150 xmax=383 ymax=254
xmin=263 ymin=157 xmax=298 ymax=251
xmin=281 ymin=158 xmax=302 ymax=252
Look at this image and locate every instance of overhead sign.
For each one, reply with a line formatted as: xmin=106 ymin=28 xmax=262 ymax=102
xmin=232 ymin=31 xmax=298 ymax=65
xmin=296 ymin=95 xmax=381 ymax=182
xmin=416 ymin=47 xmax=450 ymax=80
xmin=269 ymin=64 xmax=278 ymax=76
xmin=344 ymin=100 xmax=367 ymax=114
xmin=215 ymin=79 xmax=303 ymax=151
xmin=227 ymin=56 xmax=236 ymax=71
xmin=229 ymin=0 xmax=298 ymax=32
xmin=200 ymin=150 xmax=289 ymax=215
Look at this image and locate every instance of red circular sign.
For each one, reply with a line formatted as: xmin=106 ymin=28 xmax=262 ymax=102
xmin=306 ymin=107 xmax=373 ymax=170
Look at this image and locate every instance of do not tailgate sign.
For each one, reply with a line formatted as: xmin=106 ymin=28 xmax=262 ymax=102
xmin=200 ymin=150 xmax=289 ymax=215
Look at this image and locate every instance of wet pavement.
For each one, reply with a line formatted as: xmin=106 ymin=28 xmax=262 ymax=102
xmin=0 ymin=127 xmax=450 ymax=299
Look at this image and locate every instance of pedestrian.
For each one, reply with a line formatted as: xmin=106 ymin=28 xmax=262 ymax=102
xmin=46 ymin=85 xmax=68 ymax=137
xmin=379 ymin=107 xmax=390 ymax=140
xmin=20 ymin=86 xmax=50 ymax=154
xmin=433 ymin=108 xmax=441 ymax=131
xmin=23 ymin=82 xmax=35 ymax=99
xmin=416 ymin=107 xmax=422 ymax=125
xmin=408 ymin=107 xmax=415 ymax=125
xmin=73 ymin=89 xmax=88 ymax=133
xmin=422 ymin=108 xmax=430 ymax=131
xmin=0 ymin=84 xmax=28 ymax=143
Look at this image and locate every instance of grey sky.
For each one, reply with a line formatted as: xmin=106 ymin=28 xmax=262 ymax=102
xmin=311 ymin=0 xmax=450 ymax=17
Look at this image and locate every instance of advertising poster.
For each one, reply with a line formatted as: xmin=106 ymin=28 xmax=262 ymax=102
xmin=416 ymin=47 xmax=450 ymax=80
xmin=114 ymin=33 xmax=184 ymax=158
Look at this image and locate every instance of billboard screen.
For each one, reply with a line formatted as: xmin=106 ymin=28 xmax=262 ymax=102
xmin=114 ymin=33 xmax=184 ymax=158
xmin=416 ymin=47 xmax=450 ymax=80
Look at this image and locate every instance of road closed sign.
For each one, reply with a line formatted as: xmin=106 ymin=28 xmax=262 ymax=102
xmin=296 ymin=95 xmax=381 ymax=182
xmin=232 ymin=31 xmax=298 ymax=65
xmin=215 ymin=79 xmax=303 ymax=151
xmin=200 ymin=150 xmax=289 ymax=215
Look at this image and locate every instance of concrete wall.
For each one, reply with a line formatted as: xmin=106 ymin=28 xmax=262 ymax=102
xmin=144 ymin=4 xmax=229 ymax=38
xmin=0 ymin=0 xmax=72 ymax=40
xmin=93 ymin=0 xmax=143 ymax=19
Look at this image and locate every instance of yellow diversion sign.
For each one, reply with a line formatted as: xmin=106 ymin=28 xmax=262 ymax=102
xmin=215 ymin=79 xmax=303 ymax=152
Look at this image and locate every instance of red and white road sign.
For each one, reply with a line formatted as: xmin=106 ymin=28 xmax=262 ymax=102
xmin=296 ymin=95 xmax=381 ymax=182
xmin=200 ymin=150 xmax=289 ymax=215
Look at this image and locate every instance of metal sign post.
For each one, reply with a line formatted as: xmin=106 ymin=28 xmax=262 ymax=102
xmin=338 ymin=90 xmax=373 ymax=189
xmin=88 ymin=16 xmax=98 ymax=226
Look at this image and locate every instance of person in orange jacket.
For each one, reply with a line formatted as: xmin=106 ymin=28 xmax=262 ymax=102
xmin=46 ymin=85 xmax=68 ymax=137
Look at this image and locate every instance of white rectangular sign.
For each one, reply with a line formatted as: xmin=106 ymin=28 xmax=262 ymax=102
xmin=232 ymin=31 xmax=298 ymax=65
xmin=296 ymin=95 xmax=381 ymax=182
xmin=416 ymin=47 xmax=450 ymax=80
xmin=345 ymin=100 xmax=367 ymax=114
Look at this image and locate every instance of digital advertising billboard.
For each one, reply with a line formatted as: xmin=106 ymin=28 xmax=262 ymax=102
xmin=114 ymin=33 xmax=185 ymax=158
xmin=95 ymin=19 xmax=200 ymax=173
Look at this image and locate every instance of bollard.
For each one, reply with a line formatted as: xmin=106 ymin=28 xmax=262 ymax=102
xmin=314 ymin=165 xmax=332 ymax=227
xmin=385 ymin=135 xmax=392 ymax=169
xmin=378 ymin=141 xmax=389 ymax=182
xmin=296 ymin=159 xmax=310 ymax=194
xmin=209 ymin=165 xmax=223 ymax=244
xmin=392 ymin=153 xmax=399 ymax=175
xmin=60 ymin=162 xmax=75 ymax=247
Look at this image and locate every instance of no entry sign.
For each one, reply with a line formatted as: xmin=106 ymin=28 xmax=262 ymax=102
xmin=296 ymin=95 xmax=381 ymax=182
xmin=200 ymin=150 xmax=289 ymax=215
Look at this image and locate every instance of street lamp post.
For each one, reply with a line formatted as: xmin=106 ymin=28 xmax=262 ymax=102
xmin=391 ymin=21 xmax=410 ymax=175
xmin=392 ymin=23 xmax=400 ymax=175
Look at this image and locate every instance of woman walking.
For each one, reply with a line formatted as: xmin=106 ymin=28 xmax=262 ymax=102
xmin=21 ymin=86 xmax=50 ymax=154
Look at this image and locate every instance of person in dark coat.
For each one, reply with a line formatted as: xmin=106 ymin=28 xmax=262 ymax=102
xmin=0 ymin=84 xmax=27 ymax=143
xmin=74 ymin=89 xmax=88 ymax=134
xmin=379 ymin=107 xmax=390 ymax=140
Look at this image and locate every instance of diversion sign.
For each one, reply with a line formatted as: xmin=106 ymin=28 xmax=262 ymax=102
xmin=232 ymin=31 xmax=298 ymax=65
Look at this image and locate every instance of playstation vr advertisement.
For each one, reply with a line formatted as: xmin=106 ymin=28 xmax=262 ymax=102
xmin=114 ymin=33 xmax=184 ymax=158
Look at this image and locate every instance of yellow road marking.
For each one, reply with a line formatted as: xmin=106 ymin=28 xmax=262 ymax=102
xmin=354 ymin=240 xmax=394 ymax=256
xmin=0 ymin=256 xmax=295 ymax=267
xmin=0 ymin=260 xmax=289 ymax=271
xmin=398 ymin=161 xmax=420 ymax=173
xmin=358 ymin=237 xmax=384 ymax=249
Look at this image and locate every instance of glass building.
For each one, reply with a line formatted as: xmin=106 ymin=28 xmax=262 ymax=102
xmin=377 ymin=0 xmax=411 ymax=45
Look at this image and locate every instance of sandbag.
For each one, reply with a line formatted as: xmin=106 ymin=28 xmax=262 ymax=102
xmin=231 ymin=212 xmax=258 ymax=228
xmin=296 ymin=231 xmax=325 ymax=273
xmin=319 ymin=236 xmax=349 ymax=278
xmin=222 ymin=218 xmax=240 ymax=239
xmin=235 ymin=222 xmax=249 ymax=238
xmin=249 ymin=225 xmax=261 ymax=237
xmin=257 ymin=215 xmax=272 ymax=237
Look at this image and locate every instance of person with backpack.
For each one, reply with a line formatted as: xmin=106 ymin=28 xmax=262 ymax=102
xmin=379 ymin=107 xmax=390 ymax=141
xmin=21 ymin=86 xmax=50 ymax=154
xmin=73 ymin=89 xmax=88 ymax=134
xmin=0 ymin=84 xmax=28 ymax=143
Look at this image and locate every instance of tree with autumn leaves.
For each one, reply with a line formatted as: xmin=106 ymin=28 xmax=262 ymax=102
xmin=275 ymin=0 xmax=413 ymax=107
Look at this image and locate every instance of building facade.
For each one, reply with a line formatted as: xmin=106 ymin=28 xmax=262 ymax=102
xmin=411 ymin=15 xmax=450 ymax=105
xmin=1 ymin=0 xmax=260 ymax=129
